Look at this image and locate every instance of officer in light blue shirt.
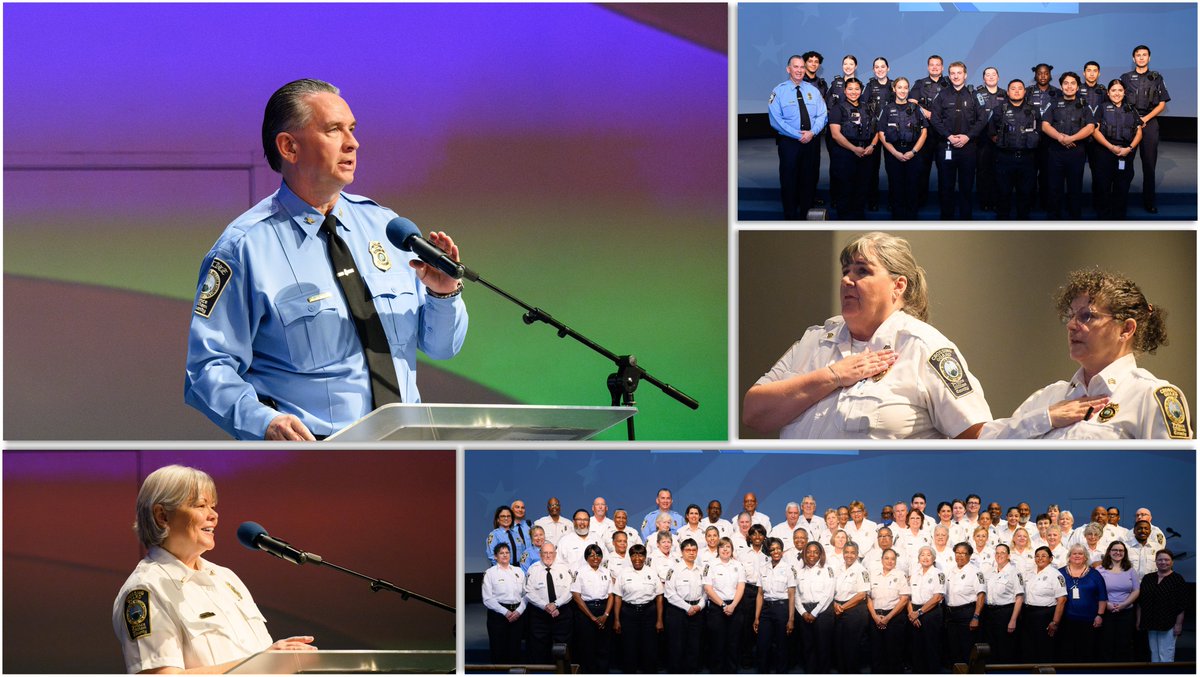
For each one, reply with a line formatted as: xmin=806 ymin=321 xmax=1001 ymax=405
xmin=768 ymin=55 xmax=828 ymax=220
xmin=185 ymin=79 xmax=467 ymax=440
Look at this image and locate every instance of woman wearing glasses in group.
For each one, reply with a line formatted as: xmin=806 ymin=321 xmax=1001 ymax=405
xmin=981 ymin=268 xmax=1192 ymax=439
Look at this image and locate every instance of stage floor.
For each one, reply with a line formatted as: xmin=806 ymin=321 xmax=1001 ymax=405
xmin=738 ymin=137 xmax=1198 ymax=221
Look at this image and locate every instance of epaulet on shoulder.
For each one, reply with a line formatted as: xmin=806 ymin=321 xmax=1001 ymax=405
xmin=340 ymin=191 xmax=383 ymax=207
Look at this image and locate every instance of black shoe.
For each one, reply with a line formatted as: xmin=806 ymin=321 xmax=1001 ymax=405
xmin=1145 ymin=204 xmax=1159 ymax=214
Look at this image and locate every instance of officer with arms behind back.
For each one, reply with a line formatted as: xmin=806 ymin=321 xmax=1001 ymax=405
xmin=990 ymin=79 xmax=1041 ymax=220
xmin=185 ymin=79 xmax=468 ymax=440
xmin=769 ymin=55 xmax=828 ymax=220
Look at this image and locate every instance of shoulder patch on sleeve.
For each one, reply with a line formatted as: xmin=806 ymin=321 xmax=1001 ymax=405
xmin=124 ymin=589 xmax=152 ymax=640
xmin=827 ymin=567 xmax=835 ymax=578
xmin=1057 ymin=574 xmax=1066 ymax=586
xmin=1154 ymin=386 xmax=1191 ymax=439
xmin=928 ymin=347 xmax=974 ymax=397
xmin=937 ymin=573 xmax=946 ymax=585
xmin=977 ymin=572 xmax=985 ymax=584
xmin=702 ymin=564 xmax=710 ymax=577
xmin=768 ymin=92 xmax=776 ymax=104
xmin=862 ymin=570 xmax=870 ymax=583
xmin=1017 ymin=573 xmax=1025 ymax=586
xmin=666 ymin=569 xmax=673 ymax=581
xmin=194 ymin=258 xmax=233 ymax=318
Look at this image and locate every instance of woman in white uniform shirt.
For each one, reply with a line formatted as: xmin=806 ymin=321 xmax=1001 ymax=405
xmin=931 ymin=525 xmax=956 ymax=570
xmin=113 ymin=465 xmax=316 ymax=674
xmin=703 ymin=538 xmax=747 ymax=673
xmin=675 ymin=504 xmax=706 ymax=549
xmin=866 ymin=548 xmax=909 ymax=673
xmin=482 ymin=543 xmax=527 ymax=664
xmin=1009 ymin=528 xmax=1037 ymax=576
xmin=983 ymin=543 xmax=1024 ymax=664
xmin=744 ymin=231 xmax=992 ymax=439
xmin=753 ymin=537 xmax=796 ymax=674
xmin=832 ymin=542 xmax=871 ymax=673
xmin=612 ymin=544 xmax=663 ymax=673
xmin=1022 ymin=546 xmax=1067 ymax=661
xmin=570 ymin=544 xmax=614 ymax=674
xmin=971 ymin=526 xmax=996 ymax=570
xmin=907 ymin=546 xmax=947 ymax=673
xmin=699 ymin=526 xmax=722 ymax=564
xmin=981 ymin=268 xmax=1192 ymax=439
xmin=795 ymin=542 xmax=837 ymax=674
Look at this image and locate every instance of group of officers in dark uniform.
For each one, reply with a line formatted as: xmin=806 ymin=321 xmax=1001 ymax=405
xmin=768 ymin=46 xmax=1170 ymax=220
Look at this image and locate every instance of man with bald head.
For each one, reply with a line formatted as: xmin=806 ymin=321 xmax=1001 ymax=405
xmin=742 ymin=492 xmax=772 ymax=531
xmin=511 ymin=499 xmax=530 ymax=553
xmin=534 ymin=497 xmax=572 ymax=545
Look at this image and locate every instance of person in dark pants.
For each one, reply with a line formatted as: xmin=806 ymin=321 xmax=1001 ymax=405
xmin=864 ymin=57 xmax=895 ymax=211
xmin=913 ymin=54 xmax=949 ymax=209
xmin=867 ymin=548 xmax=910 ymax=672
xmin=1027 ymin=63 xmax=1062 ymax=211
xmin=1121 ymin=44 xmax=1170 ymax=214
xmin=1081 ymin=61 xmax=1108 ymax=214
xmin=1092 ymin=79 xmax=1144 ymax=219
xmin=930 ymin=61 xmax=988 ymax=219
xmin=768 ymin=55 xmax=829 ymax=220
xmin=908 ymin=546 xmax=947 ymax=672
xmin=795 ymin=542 xmax=836 ymax=674
xmin=754 ymin=537 xmax=796 ymax=674
xmin=944 ymin=542 xmax=987 ymax=667
xmin=879 ymin=77 xmax=928 ymax=220
xmin=703 ymin=538 xmax=747 ymax=674
xmin=983 ymin=543 xmax=1024 ymax=664
xmin=828 ymin=78 xmax=879 ymax=220
xmin=523 ymin=542 xmax=574 ymax=665
xmin=569 ymin=545 xmax=614 ymax=674
xmin=481 ymin=543 xmax=527 ymax=664
xmin=974 ymin=66 xmax=1006 ymax=213
xmin=612 ymin=544 xmax=663 ymax=674
xmin=1041 ymin=72 xmax=1097 ymax=219
xmin=1022 ymin=547 xmax=1067 ymax=662
xmin=832 ymin=542 xmax=871 ymax=673
xmin=802 ymin=51 xmax=830 ymax=208
xmin=825 ymin=54 xmax=858 ymax=214
xmin=1057 ymin=545 xmax=1108 ymax=662
xmin=1098 ymin=541 xmax=1141 ymax=662
xmin=663 ymin=539 xmax=705 ymax=673
xmin=990 ymin=80 xmax=1041 ymax=220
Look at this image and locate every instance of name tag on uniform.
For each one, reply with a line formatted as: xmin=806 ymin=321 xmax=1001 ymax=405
xmin=945 ymin=148 xmax=953 ymax=160
xmin=1118 ymin=160 xmax=1126 ymax=170
xmin=1071 ymin=587 xmax=1080 ymax=599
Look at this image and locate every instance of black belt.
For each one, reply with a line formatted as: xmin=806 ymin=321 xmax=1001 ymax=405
xmin=500 ymin=602 xmax=520 ymax=611
xmin=892 ymin=142 xmax=915 ymax=152
xmin=684 ymin=599 xmax=701 ymax=605
xmin=764 ymin=598 xmax=788 ymax=606
xmin=948 ymin=602 xmax=975 ymax=611
xmin=722 ymin=599 xmax=734 ymax=605
xmin=625 ymin=601 xmax=654 ymax=610
xmin=987 ymin=602 xmax=1015 ymax=609
xmin=585 ymin=599 xmax=607 ymax=607
xmin=998 ymin=148 xmax=1032 ymax=157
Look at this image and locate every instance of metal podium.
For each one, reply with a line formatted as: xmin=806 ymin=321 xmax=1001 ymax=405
xmin=325 ymin=403 xmax=636 ymax=442
xmin=227 ymin=649 xmax=454 ymax=673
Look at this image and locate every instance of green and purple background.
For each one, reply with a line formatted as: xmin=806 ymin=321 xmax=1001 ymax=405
xmin=3 ymin=3 xmax=728 ymax=441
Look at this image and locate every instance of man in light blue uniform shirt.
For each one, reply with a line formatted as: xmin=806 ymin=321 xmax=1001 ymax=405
xmin=768 ymin=55 xmax=828 ymax=219
xmin=185 ymin=79 xmax=468 ymax=440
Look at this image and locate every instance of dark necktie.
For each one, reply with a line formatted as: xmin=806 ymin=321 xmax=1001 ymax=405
xmin=515 ymin=523 xmax=527 ymax=547
xmin=507 ymin=530 xmax=518 ymax=562
xmin=795 ymin=86 xmax=812 ymax=131
xmin=546 ymin=568 xmax=557 ymax=602
xmin=320 ymin=213 xmax=402 ymax=408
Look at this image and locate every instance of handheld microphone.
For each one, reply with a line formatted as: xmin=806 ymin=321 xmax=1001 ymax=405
xmin=385 ymin=217 xmax=467 ymax=280
xmin=236 ymin=521 xmax=323 ymax=565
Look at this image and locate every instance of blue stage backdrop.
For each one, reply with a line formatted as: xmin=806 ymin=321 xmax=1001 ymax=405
xmin=738 ymin=2 xmax=1196 ymax=116
xmin=465 ymin=449 xmax=1195 ymax=578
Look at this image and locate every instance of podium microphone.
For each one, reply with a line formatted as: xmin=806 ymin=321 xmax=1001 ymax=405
xmin=385 ymin=217 xmax=475 ymax=281
xmin=236 ymin=521 xmax=323 ymax=565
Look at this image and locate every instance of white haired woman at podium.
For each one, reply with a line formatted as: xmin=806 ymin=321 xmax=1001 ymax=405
xmin=112 ymin=464 xmax=317 ymax=673
xmin=743 ymin=231 xmax=992 ymax=439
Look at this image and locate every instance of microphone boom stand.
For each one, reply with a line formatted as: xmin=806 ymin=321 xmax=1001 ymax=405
xmin=458 ymin=267 xmax=699 ymax=441
xmin=314 ymin=558 xmax=454 ymax=614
